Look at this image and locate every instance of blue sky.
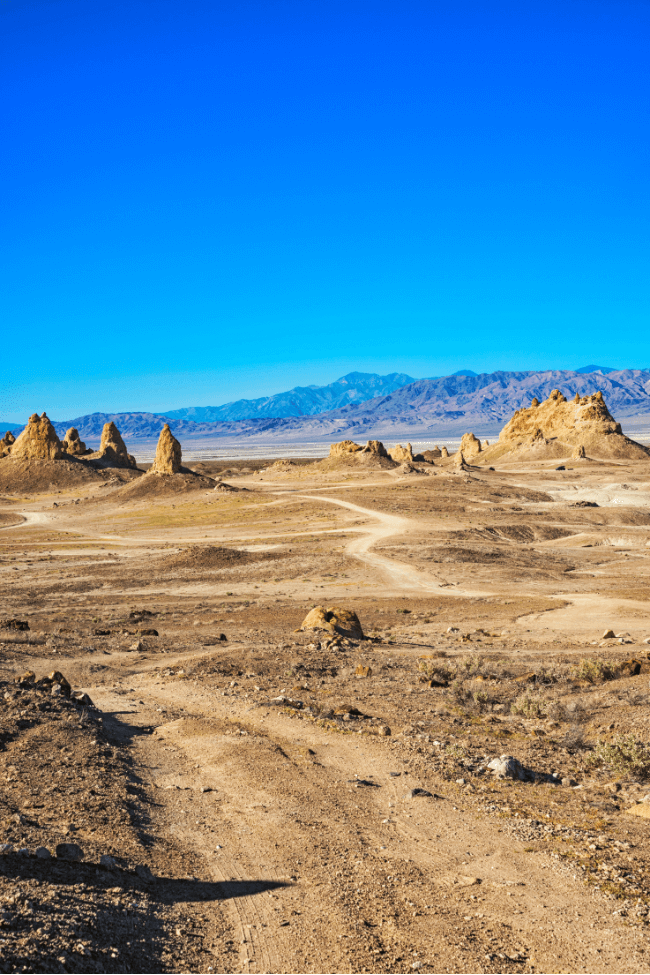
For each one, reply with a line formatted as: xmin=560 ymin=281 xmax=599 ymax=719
xmin=2 ymin=0 xmax=649 ymax=421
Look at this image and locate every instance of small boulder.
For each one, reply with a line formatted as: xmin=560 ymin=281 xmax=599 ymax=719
xmin=34 ymin=846 xmax=51 ymax=859
xmin=299 ymin=606 xmax=364 ymax=640
xmin=487 ymin=755 xmax=531 ymax=781
xmin=56 ymin=842 xmax=84 ymax=861
xmin=602 ymin=629 xmax=616 ymax=640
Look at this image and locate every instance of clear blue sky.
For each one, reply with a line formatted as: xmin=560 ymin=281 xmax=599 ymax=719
xmin=2 ymin=0 xmax=649 ymax=420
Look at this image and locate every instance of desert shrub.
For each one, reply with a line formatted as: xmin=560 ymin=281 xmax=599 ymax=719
xmin=571 ymin=658 xmax=615 ymax=684
xmin=511 ymin=692 xmax=549 ymax=719
xmin=418 ymin=659 xmax=455 ymax=682
xmin=459 ymin=654 xmax=486 ymax=676
xmin=545 ymin=698 xmax=567 ymax=722
xmin=588 ymin=734 xmax=650 ymax=778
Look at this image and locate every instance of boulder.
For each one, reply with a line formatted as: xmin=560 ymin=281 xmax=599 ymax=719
xmin=149 ymin=424 xmax=182 ymax=475
xmin=89 ymin=421 xmax=137 ymax=469
xmin=9 ymin=413 xmax=64 ymax=460
xmin=322 ymin=439 xmax=396 ymax=469
xmin=299 ymin=605 xmax=365 ymax=640
xmin=62 ymin=427 xmax=89 ymax=456
xmin=572 ymin=444 xmax=586 ymax=459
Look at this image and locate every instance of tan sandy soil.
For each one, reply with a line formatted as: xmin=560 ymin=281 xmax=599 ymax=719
xmin=1 ymin=456 xmax=650 ymax=973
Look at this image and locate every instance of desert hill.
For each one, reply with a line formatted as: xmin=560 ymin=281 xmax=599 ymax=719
xmin=474 ymin=390 xmax=650 ymax=463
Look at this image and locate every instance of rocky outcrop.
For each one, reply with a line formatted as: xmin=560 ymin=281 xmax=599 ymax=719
xmin=389 ymin=443 xmax=414 ymax=464
xmin=299 ymin=606 xmax=365 ymax=640
xmin=480 ymin=390 xmax=650 ymax=463
xmin=414 ymin=449 xmax=438 ymax=463
xmin=149 ymin=424 xmax=182 ymax=475
xmin=440 ymin=447 xmax=449 ymax=458
xmin=457 ymin=432 xmax=482 ymax=460
xmin=322 ymin=439 xmax=397 ymax=469
xmin=89 ymin=422 xmax=137 ymax=469
xmin=0 ymin=431 xmax=15 ymax=458
xmin=10 ymin=414 xmax=64 ymax=460
xmin=62 ymin=427 xmax=89 ymax=456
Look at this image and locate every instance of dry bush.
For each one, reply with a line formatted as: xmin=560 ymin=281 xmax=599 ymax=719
xmin=511 ymin=691 xmax=549 ymax=719
xmin=571 ymin=658 xmax=615 ymax=684
xmin=588 ymin=734 xmax=650 ymax=779
xmin=418 ymin=658 xmax=456 ymax=683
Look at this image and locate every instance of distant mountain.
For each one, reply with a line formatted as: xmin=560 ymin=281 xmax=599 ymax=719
xmin=42 ymin=367 xmax=650 ymax=444
xmin=574 ymin=365 xmax=616 ymax=374
xmin=452 ymin=369 xmax=478 ymax=377
xmin=163 ymin=371 xmax=416 ymax=422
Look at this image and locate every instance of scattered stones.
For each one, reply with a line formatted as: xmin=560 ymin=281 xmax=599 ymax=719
xmin=0 ymin=844 xmax=13 ymax=855
xmin=1 ymin=619 xmax=30 ymax=631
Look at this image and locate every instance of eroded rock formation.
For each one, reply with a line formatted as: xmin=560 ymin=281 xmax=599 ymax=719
xmin=62 ymin=428 xmax=89 ymax=456
xmin=389 ymin=443 xmax=414 ymax=464
xmin=481 ymin=389 xmax=650 ymax=463
xmin=149 ymin=424 xmax=182 ymax=475
xmin=10 ymin=414 xmax=64 ymax=461
xmin=89 ymin=422 xmax=137 ymax=469
xmin=0 ymin=431 xmax=15 ymax=458
xmin=457 ymin=432 xmax=482 ymax=460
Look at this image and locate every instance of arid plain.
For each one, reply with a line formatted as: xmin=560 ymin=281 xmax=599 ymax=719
xmin=2 ymin=399 xmax=650 ymax=973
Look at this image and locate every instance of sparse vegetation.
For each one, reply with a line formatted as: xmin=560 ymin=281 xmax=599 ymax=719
xmin=571 ymin=658 xmax=615 ymax=683
xmin=511 ymin=691 xmax=549 ymax=718
xmin=588 ymin=734 xmax=650 ymax=778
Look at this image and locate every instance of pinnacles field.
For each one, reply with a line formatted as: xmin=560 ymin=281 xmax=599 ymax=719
xmin=1 ymin=390 xmax=650 ymax=972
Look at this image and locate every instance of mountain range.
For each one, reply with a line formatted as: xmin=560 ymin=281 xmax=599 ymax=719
xmin=15 ymin=366 xmax=647 ymax=445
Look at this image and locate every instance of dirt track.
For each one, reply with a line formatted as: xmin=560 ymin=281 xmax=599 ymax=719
xmin=2 ymin=458 xmax=650 ymax=972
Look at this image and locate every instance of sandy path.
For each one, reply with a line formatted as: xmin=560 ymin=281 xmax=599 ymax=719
xmin=86 ymin=674 xmax=649 ymax=974
xmin=295 ymin=493 xmax=487 ymax=597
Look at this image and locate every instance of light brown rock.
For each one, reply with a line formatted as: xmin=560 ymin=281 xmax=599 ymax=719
xmin=440 ymin=446 xmax=449 ymax=457
xmin=389 ymin=443 xmax=414 ymax=463
xmin=0 ymin=431 xmax=15 ymax=458
xmin=480 ymin=389 xmax=650 ymax=463
xmin=149 ymin=424 xmax=182 ymax=475
xmin=300 ymin=606 xmax=365 ymax=640
xmin=10 ymin=413 xmax=64 ymax=460
xmin=89 ymin=422 xmax=137 ymax=469
xmin=457 ymin=432 xmax=482 ymax=459
xmin=62 ymin=427 xmax=89 ymax=456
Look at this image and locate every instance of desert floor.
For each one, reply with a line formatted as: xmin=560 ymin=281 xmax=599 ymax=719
xmin=2 ymin=456 xmax=650 ymax=973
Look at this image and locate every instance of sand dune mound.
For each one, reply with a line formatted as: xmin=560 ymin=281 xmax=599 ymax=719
xmin=0 ymin=456 xmax=111 ymax=492
xmin=114 ymin=469 xmax=216 ymax=501
xmin=479 ymin=390 xmax=650 ymax=463
xmin=157 ymin=545 xmax=283 ymax=571
xmin=318 ymin=440 xmax=398 ymax=470
xmin=88 ymin=422 xmax=138 ymax=469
